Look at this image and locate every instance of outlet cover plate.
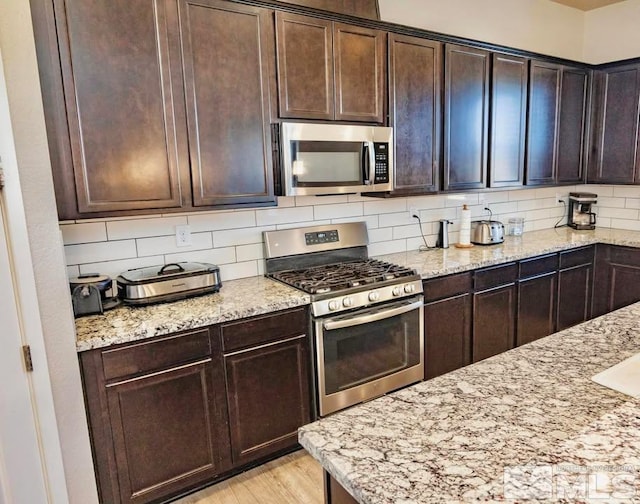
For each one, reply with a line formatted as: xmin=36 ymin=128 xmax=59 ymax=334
xmin=175 ymin=225 xmax=192 ymax=247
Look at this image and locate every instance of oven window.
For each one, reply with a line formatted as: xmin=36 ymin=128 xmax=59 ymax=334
xmin=291 ymin=141 xmax=363 ymax=186
xmin=321 ymin=306 xmax=421 ymax=395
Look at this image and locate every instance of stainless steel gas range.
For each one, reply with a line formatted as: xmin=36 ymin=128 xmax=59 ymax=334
xmin=264 ymin=222 xmax=424 ymax=417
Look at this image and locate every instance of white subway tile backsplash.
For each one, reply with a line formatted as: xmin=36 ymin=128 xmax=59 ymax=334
xmin=188 ymin=210 xmax=256 ymax=232
xmin=314 ymin=202 xmax=363 ymax=220
xmin=61 ymin=222 xmax=107 ymax=245
xmin=368 ymin=240 xmax=406 ymax=256
xmin=65 ymin=240 xmax=137 ymax=265
xmin=256 ymin=206 xmax=314 ymax=226
xmin=164 ymin=247 xmax=236 ymax=265
xmin=236 ymin=243 xmax=264 ymax=262
xmin=61 ymin=185 xmax=640 ymax=276
xmin=219 ymin=261 xmax=259 ymax=281
xmin=136 ymin=232 xmax=213 ymax=257
xmin=107 ymin=216 xmax=188 ymax=240
xmin=78 ymin=256 xmax=165 ymax=278
xmin=363 ymin=199 xmax=407 ymax=215
xmin=295 ymin=195 xmax=348 ymax=207
xmin=212 ymin=226 xmax=274 ymax=247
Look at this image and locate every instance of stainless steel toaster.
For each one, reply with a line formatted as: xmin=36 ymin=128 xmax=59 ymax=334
xmin=470 ymin=220 xmax=505 ymax=245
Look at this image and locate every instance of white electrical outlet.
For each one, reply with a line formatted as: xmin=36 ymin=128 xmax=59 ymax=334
xmin=409 ymin=207 xmax=420 ymax=219
xmin=478 ymin=194 xmax=486 ymax=206
xmin=175 ymin=225 xmax=192 ymax=247
xmin=556 ymin=193 xmax=565 ymax=205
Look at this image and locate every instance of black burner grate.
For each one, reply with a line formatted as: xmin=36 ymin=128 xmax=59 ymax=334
xmin=270 ymin=259 xmax=416 ymax=294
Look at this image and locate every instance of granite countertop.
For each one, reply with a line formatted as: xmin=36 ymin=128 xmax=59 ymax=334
xmin=299 ymin=303 xmax=640 ymax=503
xmin=376 ymin=227 xmax=640 ymax=279
xmin=75 ymin=227 xmax=640 ymax=351
xmin=75 ymin=276 xmax=310 ymax=352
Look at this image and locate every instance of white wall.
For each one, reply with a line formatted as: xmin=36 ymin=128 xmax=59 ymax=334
xmin=0 ymin=0 xmax=98 ymax=502
xmin=584 ymin=0 xmax=640 ymax=64
xmin=379 ymin=0 xmax=640 ymax=64
xmin=378 ymin=0 xmax=585 ymax=61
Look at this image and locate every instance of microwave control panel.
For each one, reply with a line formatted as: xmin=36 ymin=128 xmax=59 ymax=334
xmin=373 ymin=143 xmax=390 ymax=184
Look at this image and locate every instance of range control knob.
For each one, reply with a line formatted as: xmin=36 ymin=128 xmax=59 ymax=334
xmin=342 ymin=297 xmax=354 ymax=308
xmin=328 ymin=300 xmax=340 ymax=311
xmin=392 ymin=286 xmax=403 ymax=297
xmin=368 ymin=291 xmax=380 ymax=302
xmin=404 ymin=283 xmax=416 ymax=294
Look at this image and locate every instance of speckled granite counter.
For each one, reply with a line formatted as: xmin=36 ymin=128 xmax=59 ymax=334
xmin=75 ymin=276 xmax=309 ymax=352
xmin=377 ymin=227 xmax=640 ymax=279
xmin=299 ymin=303 xmax=640 ymax=503
xmin=75 ymin=227 xmax=640 ymax=352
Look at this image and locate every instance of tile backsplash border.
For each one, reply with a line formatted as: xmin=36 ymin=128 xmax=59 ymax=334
xmin=61 ymin=184 xmax=638 ymax=282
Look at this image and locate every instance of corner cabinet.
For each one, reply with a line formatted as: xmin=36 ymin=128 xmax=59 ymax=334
xmin=275 ymin=11 xmax=386 ymax=123
xmin=388 ymin=34 xmax=441 ymax=193
xmin=36 ymin=0 xmax=276 ymax=220
xmin=443 ymin=44 xmax=490 ymax=191
xmin=526 ymin=60 xmax=589 ymax=186
xmin=79 ymin=307 xmax=311 ymax=504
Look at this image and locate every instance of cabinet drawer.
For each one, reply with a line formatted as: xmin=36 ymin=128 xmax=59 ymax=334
xmin=559 ymin=246 xmax=594 ymax=269
xmin=519 ymin=253 xmax=558 ymax=278
xmin=102 ymin=329 xmax=211 ymax=382
xmin=423 ymin=272 xmax=472 ymax=303
xmin=474 ymin=263 xmax=517 ymax=291
xmin=609 ymin=245 xmax=640 ymax=267
xmin=221 ymin=308 xmax=307 ymax=353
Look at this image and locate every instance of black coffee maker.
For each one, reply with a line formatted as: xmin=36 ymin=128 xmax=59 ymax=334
xmin=568 ymin=192 xmax=597 ymax=230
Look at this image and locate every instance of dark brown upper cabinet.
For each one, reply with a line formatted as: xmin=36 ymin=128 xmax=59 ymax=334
xmin=276 ymin=0 xmax=380 ymax=19
xmin=49 ymin=0 xmax=189 ymax=217
xmin=388 ymin=34 xmax=442 ymax=193
xmin=443 ymin=44 xmax=490 ymax=191
xmin=179 ymin=0 xmax=276 ymax=208
xmin=37 ymin=0 xmax=277 ymax=219
xmin=526 ymin=60 xmax=589 ymax=186
xmin=275 ymin=12 xmax=386 ymax=123
xmin=489 ymin=54 xmax=528 ymax=188
xmin=588 ymin=64 xmax=640 ymax=184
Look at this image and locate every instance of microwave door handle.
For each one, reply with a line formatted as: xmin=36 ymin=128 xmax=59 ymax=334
xmin=323 ymin=299 xmax=422 ymax=331
xmin=363 ymin=141 xmax=375 ymax=185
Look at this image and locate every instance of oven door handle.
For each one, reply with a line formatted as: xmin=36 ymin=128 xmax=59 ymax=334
xmin=323 ymin=299 xmax=422 ymax=331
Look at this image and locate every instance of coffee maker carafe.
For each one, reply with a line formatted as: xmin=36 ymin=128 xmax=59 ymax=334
xmin=568 ymin=192 xmax=597 ymax=230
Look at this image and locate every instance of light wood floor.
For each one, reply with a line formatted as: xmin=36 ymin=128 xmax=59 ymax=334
xmin=173 ymin=451 xmax=324 ymax=504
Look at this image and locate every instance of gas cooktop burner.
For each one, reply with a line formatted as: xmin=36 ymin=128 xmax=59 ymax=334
xmin=270 ymin=259 xmax=417 ymax=294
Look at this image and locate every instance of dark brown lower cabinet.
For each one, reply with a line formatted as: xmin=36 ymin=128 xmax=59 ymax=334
xmin=556 ymin=247 xmax=594 ymax=331
xmin=221 ymin=310 xmax=311 ymax=466
xmin=80 ymin=307 xmax=311 ymax=504
xmin=516 ymin=272 xmax=557 ymax=346
xmin=325 ymin=472 xmax=358 ymax=504
xmin=592 ymin=244 xmax=640 ymax=317
xmin=473 ymin=284 xmax=516 ymax=362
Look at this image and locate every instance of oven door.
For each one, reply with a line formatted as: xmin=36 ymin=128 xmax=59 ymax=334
xmin=315 ymin=296 xmax=424 ymax=416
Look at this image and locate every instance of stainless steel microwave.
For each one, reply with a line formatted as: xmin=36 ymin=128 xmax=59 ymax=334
xmin=280 ymin=122 xmax=393 ymax=196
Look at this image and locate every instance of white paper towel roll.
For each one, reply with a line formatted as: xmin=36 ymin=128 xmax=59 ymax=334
xmin=459 ymin=204 xmax=471 ymax=245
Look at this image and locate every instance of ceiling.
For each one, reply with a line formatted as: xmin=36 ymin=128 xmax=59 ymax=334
xmin=549 ymin=0 xmax=628 ymax=10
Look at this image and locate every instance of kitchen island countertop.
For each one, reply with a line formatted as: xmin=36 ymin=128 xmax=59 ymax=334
xmin=299 ymin=302 xmax=640 ymax=503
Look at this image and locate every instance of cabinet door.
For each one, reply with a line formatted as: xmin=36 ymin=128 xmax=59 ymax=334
xmin=388 ymin=34 xmax=441 ymax=193
xmin=517 ymin=273 xmax=556 ymax=346
xmin=556 ymin=264 xmax=592 ymax=331
xmin=52 ymin=0 xmax=188 ymax=217
xmin=526 ymin=60 xmax=561 ymax=185
xmin=443 ymin=44 xmax=490 ymax=191
xmin=224 ymin=334 xmax=311 ymax=466
xmin=557 ymin=68 xmax=589 ymax=183
xmin=334 ymin=23 xmax=386 ymax=123
xmin=589 ymin=65 xmax=640 ymax=183
xmin=489 ymin=54 xmax=528 ymax=188
xmin=180 ymin=0 xmax=276 ymax=207
xmin=275 ymin=12 xmax=334 ymax=120
xmin=473 ymin=284 xmax=516 ymax=362
xmin=424 ymin=293 xmax=471 ymax=379
xmin=106 ymin=359 xmax=230 ymax=504
xmin=593 ymin=245 xmax=640 ymax=314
